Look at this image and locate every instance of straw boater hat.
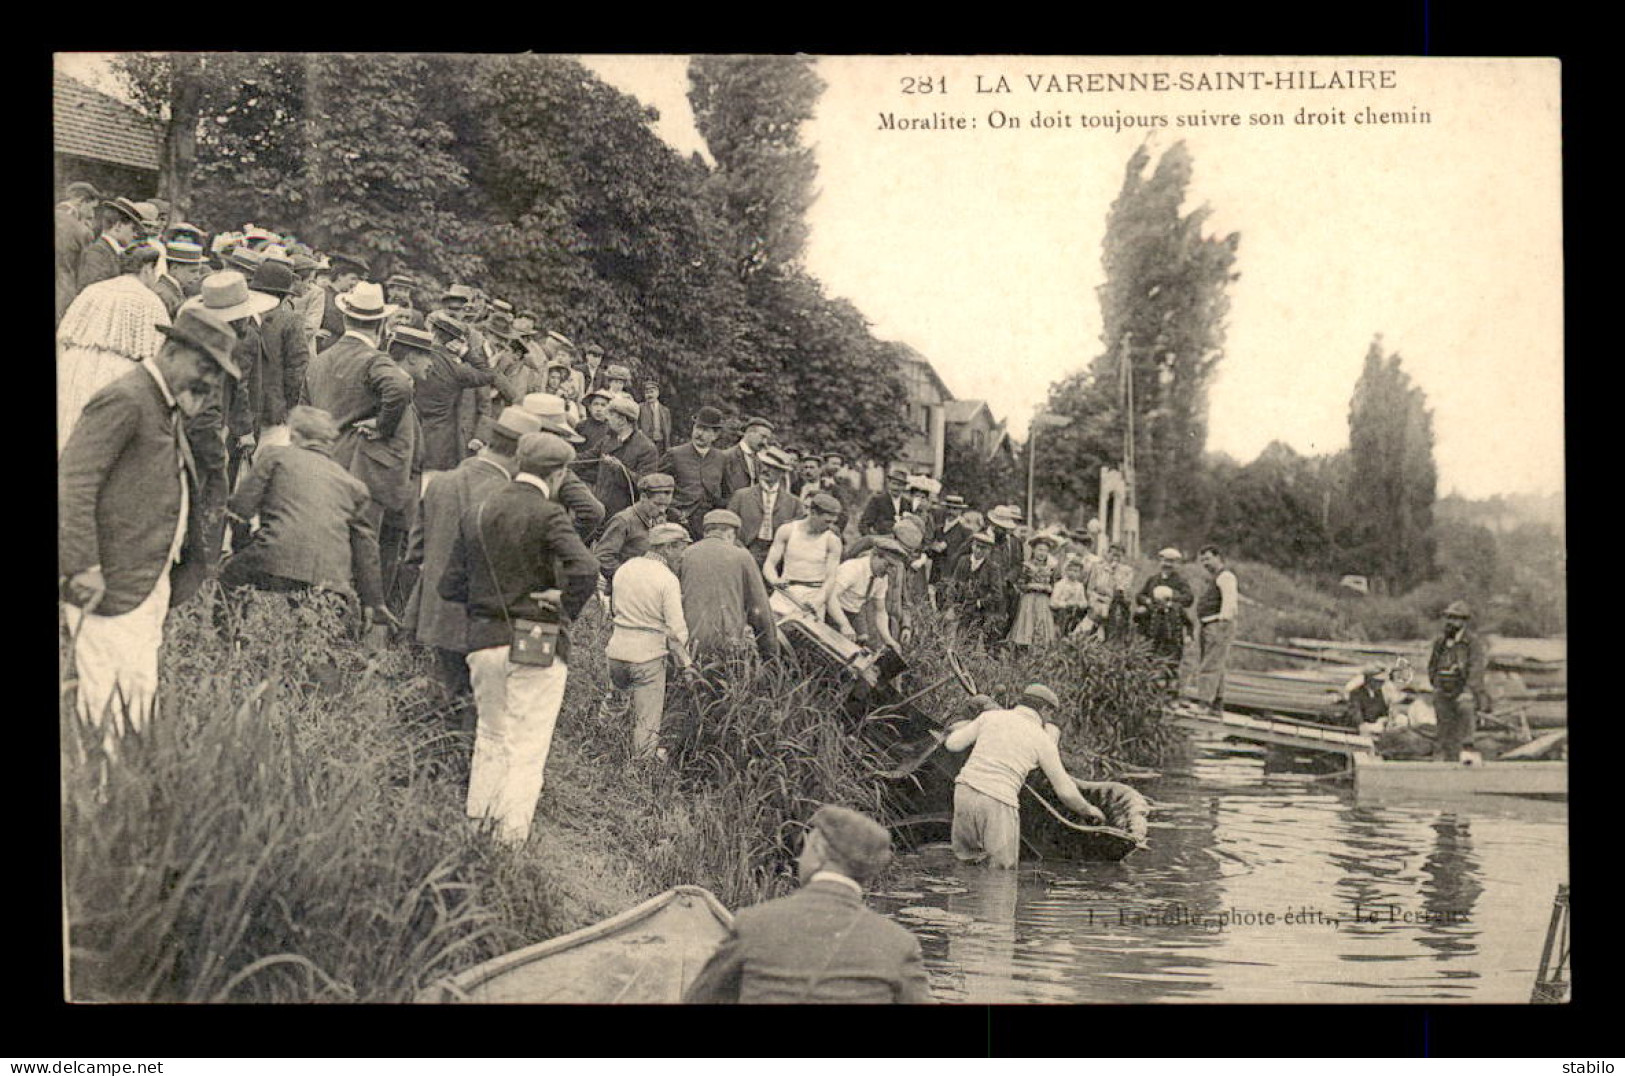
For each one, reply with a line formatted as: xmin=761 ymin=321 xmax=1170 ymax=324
xmin=519 ymin=393 xmax=585 ymax=443
xmin=335 ymin=281 xmax=394 ymax=321
xmin=164 ymin=239 xmax=205 ymax=266
xmin=986 ymin=506 xmax=1020 ymax=529
xmin=102 ymin=197 xmax=145 ymax=226
xmin=179 ymin=270 xmax=280 ymax=323
xmin=389 ymin=326 xmax=436 ymax=353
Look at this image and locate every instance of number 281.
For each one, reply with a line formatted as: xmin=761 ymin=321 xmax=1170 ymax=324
xmin=900 ymin=76 xmax=947 ymax=94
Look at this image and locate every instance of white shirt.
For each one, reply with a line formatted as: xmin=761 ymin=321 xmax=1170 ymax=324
xmin=772 ymin=519 xmax=842 ymax=585
xmin=514 ymin=472 xmax=551 ymax=497
xmin=607 ymin=554 xmax=689 ymax=663
xmin=342 ymin=328 xmax=381 ymax=348
xmin=757 ymin=483 xmax=780 ymax=541
xmin=946 ymin=704 xmax=1062 ymax=808
xmin=830 ymin=554 xmax=889 ymax=615
xmin=139 ymin=358 xmax=190 ymax=567
xmin=807 ymin=869 xmax=863 ymax=896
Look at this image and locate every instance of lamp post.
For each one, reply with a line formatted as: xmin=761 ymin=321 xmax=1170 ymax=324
xmin=1027 ymin=411 xmax=1072 ymax=525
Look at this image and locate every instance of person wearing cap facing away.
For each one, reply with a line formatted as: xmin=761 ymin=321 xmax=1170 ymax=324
xmin=57 ymin=239 xmax=173 ymax=452
xmin=515 ymin=394 xmax=605 ymax=542
xmin=591 ymin=394 xmax=660 ymax=528
xmin=413 ymin=312 xmax=501 ymax=491
xmin=304 ymin=281 xmax=419 ymax=591
xmin=679 ymin=509 xmax=778 ymax=667
xmin=859 ymin=465 xmax=912 ymax=537
xmin=943 ymin=530 xmax=1010 ymax=644
xmin=659 ymin=406 xmax=733 ymax=540
xmin=637 ymin=379 xmax=672 ymax=454
xmin=219 ymin=405 xmax=390 ymax=628
xmin=826 ymin=534 xmax=908 ymax=654
xmin=593 ymin=471 xmax=679 ymax=594
xmin=77 ymin=197 xmax=143 ymax=293
xmin=763 ymin=490 xmax=845 ymax=622
xmin=943 ymin=685 xmax=1105 ymax=869
xmin=60 ymin=306 xmax=242 ymax=740
xmin=683 ymin=804 xmax=931 ymax=1004
xmin=403 ymin=406 xmax=545 ymax=723
xmin=1427 ymin=601 xmax=1489 ymax=761
xmin=1189 ymin=545 xmax=1239 ymax=709
xmin=605 ymin=523 xmax=696 ymax=762
xmin=438 ymin=431 xmax=599 ymax=846
xmin=726 ymin=445 xmax=802 ymax=566
xmin=56 ymin=181 xmax=100 ymax=323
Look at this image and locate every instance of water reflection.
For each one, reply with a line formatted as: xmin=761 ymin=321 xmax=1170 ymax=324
xmin=873 ymin=751 xmax=1566 ymax=1003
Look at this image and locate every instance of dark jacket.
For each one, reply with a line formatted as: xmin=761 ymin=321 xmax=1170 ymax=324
xmin=318 ymin=284 xmax=347 ymax=344
xmin=637 ymin=398 xmax=673 ymax=454
xmin=554 ymin=467 xmax=606 ymax=541
xmin=75 ymin=234 xmax=121 ymax=293
xmin=404 ymin=455 xmax=514 ymax=651
xmin=1428 ymin=626 xmax=1488 ymax=699
xmin=152 ymin=274 xmax=185 ymax=320
xmin=720 ymin=444 xmax=755 ymax=500
xmin=225 ymin=443 xmax=384 ymax=608
xmin=659 ymin=442 xmax=731 ymax=531
xmin=683 ymin=879 xmax=931 ymax=1004
xmin=59 ymin=363 xmax=206 ymax=616
xmin=678 ymin=535 xmax=777 ymax=660
xmin=415 ymin=347 xmax=495 ymax=472
xmin=948 ymin=550 xmax=1010 ymax=637
xmin=592 ymin=427 xmax=661 ymax=524
xmin=255 ymin=299 xmax=313 ymax=430
xmin=56 ymin=207 xmax=92 ymax=324
xmin=304 ymin=333 xmax=418 ymax=515
xmin=437 ymin=477 xmax=598 ymax=657
xmin=727 ymin=483 xmax=804 ymax=564
xmin=859 ymin=491 xmax=905 ymax=537
xmin=591 ymin=500 xmax=674 ymax=586
xmin=1136 ymin=568 xmax=1195 ymax=613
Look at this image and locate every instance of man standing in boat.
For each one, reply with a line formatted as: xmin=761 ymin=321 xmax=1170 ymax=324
xmin=1428 ymin=600 xmax=1489 ymax=761
xmin=942 ymin=684 xmax=1104 ymax=869
xmin=683 ymin=805 xmax=933 ymax=1004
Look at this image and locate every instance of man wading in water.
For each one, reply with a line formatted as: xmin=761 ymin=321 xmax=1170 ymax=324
xmin=943 ymin=683 xmax=1104 ymax=868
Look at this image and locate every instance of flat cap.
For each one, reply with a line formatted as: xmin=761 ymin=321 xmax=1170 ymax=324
xmin=809 ymin=492 xmax=843 ymax=515
xmin=1158 ymin=547 xmax=1183 ymax=561
xmin=756 ymin=446 xmax=793 ymax=471
xmin=1021 ymin=683 xmax=1060 ymax=710
xmin=605 ymin=363 xmax=633 ymax=381
xmin=647 ymin=523 xmax=691 ymax=547
xmin=743 ymin=416 xmax=774 ymax=432
xmin=809 ymin=805 xmax=893 ymax=882
xmin=637 ymin=472 xmax=676 ymax=493
xmin=891 ymin=518 xmax=924 ymax=553
xmin=1443 ymin=601 xmax=1472 ymax=619
xmin=516 ymin=431 xmax=577 ymax=474
xmin=703 ymin=509 xmax=742 ymax=530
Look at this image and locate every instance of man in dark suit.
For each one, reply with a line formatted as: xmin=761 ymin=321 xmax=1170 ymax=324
xmin=684 ymin=805 xmax=932 ymax=1004
xmin=637 ymin=378 xmax=673 ymax=454
xmin=659 ymin=405 xmax=731 ymax=540
xmin=244 ymin=260 xmax=313 ymax=447
xmin=592 ymin=394 xmax=660 ymax=529
xmin=318 ymin=253 xmax=369 ymax=345
xmin=726 ymin=446 xmax=802 ymax=565
xmin=945 ymin=530 xmax=1010 ymax=643
xmin=59 ymin=307 xmax=241 ymax=737
xmin=859 ymin=465 xmax=912 ymax=537
xmin=303 ymin=281 xmax=418 ymax=591
xmin=438 ymin=432 xmax=599 ymax=846
xmin=75 ymin=197 xmax=142 ymax=293
xmin=721 ymin=416 xmax=773 ymax=495
xmin=152 ymin=238 xmax=206 ymax=319
xmin=55 ymin=181 xmax=98 ymax=324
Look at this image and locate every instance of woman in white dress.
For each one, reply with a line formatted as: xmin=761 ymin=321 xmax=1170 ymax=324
xmin=57 ymin=239 xmax=170 ymax=452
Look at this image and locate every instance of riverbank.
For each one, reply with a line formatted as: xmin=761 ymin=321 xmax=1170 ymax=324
xmin=60 ymin=588 xmax=1175 ymax=1002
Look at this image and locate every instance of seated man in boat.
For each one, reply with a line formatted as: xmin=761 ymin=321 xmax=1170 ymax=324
xmin=942 ymin=683 xmax=1105 ymax=868
xmin=683 ymin=805 xmax=932 ymax=1004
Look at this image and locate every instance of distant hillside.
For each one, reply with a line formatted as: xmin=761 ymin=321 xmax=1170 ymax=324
xmin=1437 ymin=491 xmax=1565 ymax=537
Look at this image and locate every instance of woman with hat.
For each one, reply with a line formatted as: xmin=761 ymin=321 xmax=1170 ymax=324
xmin=58 ymin=238 xmax=173 ymax=452
xmin=1006 ymin=530 xmax=1059 ymax=649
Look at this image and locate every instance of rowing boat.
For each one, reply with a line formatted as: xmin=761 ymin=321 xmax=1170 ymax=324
xmin=1352 ymin=754 xmax=1566 ymax=799
xmin=1020 ymin=778 xmax=1151 ymax=861
xmin=416 ymin=886 xmax=733 ymax=1004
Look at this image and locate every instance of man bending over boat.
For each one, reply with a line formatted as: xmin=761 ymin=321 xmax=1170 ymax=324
xmin=943 ymin=683 xmax=1105 ymax=869
xmin=683 ymin=805 xmax=932 ymax=1004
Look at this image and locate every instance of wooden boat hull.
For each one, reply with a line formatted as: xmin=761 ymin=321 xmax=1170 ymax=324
xmin=416 ymin=886 xmax=733 ymax=1004
xmin=1353 ymin=755 xmax=1566 ymax=799
xmin=889 ymin=779 xmax=1149 ymax=862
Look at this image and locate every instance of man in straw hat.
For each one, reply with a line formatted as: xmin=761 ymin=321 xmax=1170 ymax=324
xmin=1427 ymin=600 xmax=1489 ymax=761
xmin=304 ymin=281 xmax=418 ymax=589
xmin=679 ymin=509 xmax=778 ymax=665
xmin=403 ymin=405 xmax=545 ymax=723
xmin=60 ymin=306 xmax=242 ymax=741
xmin=516 ymin=393 xmax=604 ymax=541
xmin=684 ymin=804 xmax=931 ymax=1003
xmin=605 ymin=522 xmax=696 ymax=762
xmin=763 ymin=490 xmax=845 ymax=622
xmin=152 ymin=238 xmax=206 ymax=319
xmin=726 ymin=445 xmax=801 ymax=566
xmin=592 ymin=393 xmax=660 ymax=527
xmin=438 ymin=431 xmax=599 ymax=846
xmin=942 ymin=684 xmax=1105 ymax=869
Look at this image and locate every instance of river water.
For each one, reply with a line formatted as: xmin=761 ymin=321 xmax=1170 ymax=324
xmin=871 ymin=748 xmax=1569 ymax=1003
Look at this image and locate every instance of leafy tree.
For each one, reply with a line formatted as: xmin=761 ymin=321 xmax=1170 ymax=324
xmin=1346 ymin=335 xmax=1438 ymax=589
xmin=944 ymin=432 xmax=1022 ymax=511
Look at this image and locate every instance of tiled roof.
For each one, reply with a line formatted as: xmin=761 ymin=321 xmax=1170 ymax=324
xmin=54 ymin=71 xmax=160 ymax=172
xmin=944 ymin=399 xmax=991 ymax=425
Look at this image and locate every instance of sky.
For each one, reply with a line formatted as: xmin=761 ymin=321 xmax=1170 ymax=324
xmin=59 ymin=54 xmax=1564 ymax=499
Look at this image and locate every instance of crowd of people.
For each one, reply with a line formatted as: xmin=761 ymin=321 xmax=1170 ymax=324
xmin=56 ymin=187 xmax=1246 ymax=851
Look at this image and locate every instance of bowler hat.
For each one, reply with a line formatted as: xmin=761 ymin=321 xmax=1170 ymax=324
xmin=1021 ymin=683 xmax=1060 ymax=711
xmin=693 ymin=405 xmax=724 ymax=429
xmin=155 ymin=307 xmax=242 ymax=380
xmin=638 ymin=472 xmax=676 ymax=493
xmin=179 ymin=270 xmax=279 ymax=323
xmin=647 ymin=523 xmax=691 ymax=547
xmin=703 ymin=508 xmax=743 ymax=530
xmin=516 ymin=431 xmax=577 ymax=475
xmin=249 ymin=260 xmax=297 ymax=297
xmin=756 ymin=446 xmax=793 ymax=472
xmin=336 ymin=281 xmax=393 ymax=321
xmin=809 ymin=805 xmax=893 ymax=883
xmin=518 ymin=393 xmax=584 ymax=443
xmin=605 ymin=394 xmax=641 ymax=421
